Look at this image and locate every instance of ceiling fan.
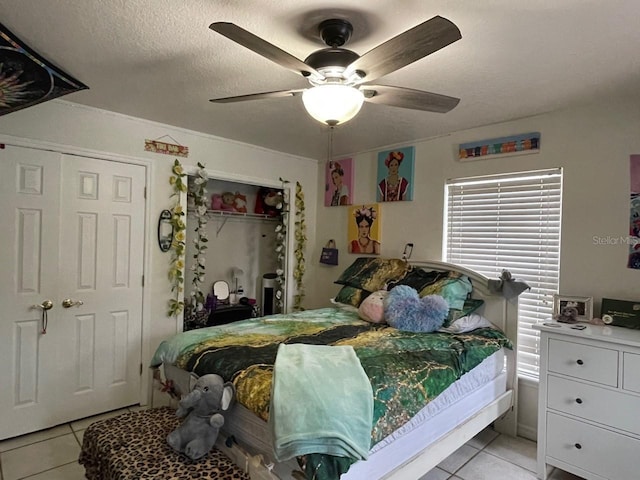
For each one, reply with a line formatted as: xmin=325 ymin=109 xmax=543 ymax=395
xmin=209 ymin=16 xmax=462 ymax=126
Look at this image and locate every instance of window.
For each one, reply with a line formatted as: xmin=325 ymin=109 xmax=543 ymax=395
xmin=444 ymin=169 xmax=562 ymax=378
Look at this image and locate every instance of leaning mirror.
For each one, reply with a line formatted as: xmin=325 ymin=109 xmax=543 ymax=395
xmin=212 ymin=280 xmax=230 ymax=302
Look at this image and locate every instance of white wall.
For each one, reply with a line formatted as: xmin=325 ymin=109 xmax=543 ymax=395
xmin=311 ymin=94 xmax=640 ymax=437
xmin=0 ymin=100 xmax=320 ymax=401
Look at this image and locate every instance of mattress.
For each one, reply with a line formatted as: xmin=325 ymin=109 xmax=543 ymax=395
xmin=164 ymin=348 xmax=506 ymax=478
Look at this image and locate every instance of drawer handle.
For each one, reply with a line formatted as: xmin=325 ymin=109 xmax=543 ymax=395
xmin=576 ymin=359 xmax=584 ymax=365
xmin=575 ymin=443 xmax=582 ymax=450
xmin=575 ymin=398 xmax=583 ymax=404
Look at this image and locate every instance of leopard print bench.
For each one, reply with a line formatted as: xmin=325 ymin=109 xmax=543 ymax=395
xmin=79 ymin=406 xmax=249 ymax=480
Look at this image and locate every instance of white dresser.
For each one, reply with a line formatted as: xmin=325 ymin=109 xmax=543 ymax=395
xmin=534 ymin=322 xmax=640 ymax=480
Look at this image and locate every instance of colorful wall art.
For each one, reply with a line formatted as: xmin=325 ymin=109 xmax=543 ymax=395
xmin=325 ymin=158 xmax=354 ymax=206
xmin=0 ymin=23 xmax=88 ymax=116
xmin=458 ymin=132 xmax=540 ymax=160
xmin=376 ymin=146 xmax=415 ymax=202
xmin=348 ymin=204 xmax=381 ymax=255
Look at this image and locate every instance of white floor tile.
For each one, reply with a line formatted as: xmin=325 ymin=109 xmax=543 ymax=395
xmin=437 ymin=444 xmax=479 ymax=474
xmin=73 ymin=429 xmax=85 ymax=446
xmin=21 ymin=461 xmax=86 ymax=480
xmin=484 ymin=433 xmax=538 ymax=472
xmin=418 ymin=467 xmax=450 ymax=480
xmin=0 ymin=424 xmax=73 ymax=453
xmin=69 ymin=407 xmax=129 ymax=431
xmin=0 ymin=434 xmax=80 ymax=480
xmin=467 ymin=426 xmax=499 ymax=450
xmin=456 ymin=451 xmax=538 ymax=480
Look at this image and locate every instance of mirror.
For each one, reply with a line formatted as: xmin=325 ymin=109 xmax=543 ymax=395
xmin=213 ymin=280 xmax=230 ymax=302
xmin=157 ymin=209 xmax=173 ymax=252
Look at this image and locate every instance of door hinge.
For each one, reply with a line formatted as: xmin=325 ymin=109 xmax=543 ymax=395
xmin=140 ymin=363 xmax=143 ymax=375
xmin=144 ymin=186 xmax=147 ymax=199
xmin=142 ymin=275 xmax=144 ymax=287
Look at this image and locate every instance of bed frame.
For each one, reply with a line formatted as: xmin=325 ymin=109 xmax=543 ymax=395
xmin=159 ymin=260 xmax=519 ymax=479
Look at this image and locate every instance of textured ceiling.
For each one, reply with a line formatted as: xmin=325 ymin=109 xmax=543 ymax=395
xmin=2 ymin=0 xmax=640 ymax=160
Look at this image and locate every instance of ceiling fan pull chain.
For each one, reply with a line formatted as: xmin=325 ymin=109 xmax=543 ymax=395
xmin=327 ymin=126 xmax=334 ymax=161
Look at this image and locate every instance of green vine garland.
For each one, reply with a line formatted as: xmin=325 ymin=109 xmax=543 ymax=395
xmin=188 ymin=163 xmax=208 ymax=311
xmin=167 ymin=159 xmax=187 ymax=317
xmin=274 ymin=178 xmax=288 ymax=312
xmin=292 ymin=181 xmax=306 ymax=310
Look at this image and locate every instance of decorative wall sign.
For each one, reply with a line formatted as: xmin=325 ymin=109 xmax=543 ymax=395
xmin=458 ymin=132 xmax=540 ymax=161
xmin=629 ymin=155 xmax=640 ymax=269
xmin=144 ymin=139 xmax=189 ymax=157
xmin=0 ymin=23 xmax=88 ymax=116
xmin=376 ymin=146 xmax=415 ymax=202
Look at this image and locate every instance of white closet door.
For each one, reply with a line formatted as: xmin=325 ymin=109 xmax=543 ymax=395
xmin=0 ymin=145 xmax=146 ymax=439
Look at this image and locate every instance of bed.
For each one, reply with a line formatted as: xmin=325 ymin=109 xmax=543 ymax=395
xmin=150 ymin=259 xmax=519 ymax=480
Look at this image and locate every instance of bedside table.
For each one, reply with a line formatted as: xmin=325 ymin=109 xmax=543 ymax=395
xmin=533 ymin=322 xmax=640 ymax=480
xmin=207 ymin=303 xmax=254 ymax=326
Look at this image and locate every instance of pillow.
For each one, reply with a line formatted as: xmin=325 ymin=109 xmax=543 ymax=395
xmin=418 ymin=273 xmax=472 ymax=310
xmin=334 ymin=285 xmax=371 ymax=308
xmin=358 ymin=290 xmax=388 ymax=323
xmin=335 ymin=257 xmax=411 ymax=292
xmin=439 ymin=313 xmax=494 ymax=333
xmin=329 ymin=298 xmax=359 ymax=313
xmin=387 ymin=268 xmax=450 ymax=292
xmin=444 ymin=298 xmax=485 ymax=327
xmin=384 ymin=286 xmax=449 ymax=333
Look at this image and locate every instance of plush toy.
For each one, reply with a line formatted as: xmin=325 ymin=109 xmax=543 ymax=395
xmin=255 ymin=187 xmax=284 ymax=217
xmin=358 ymin=290 xmax=388 ymax=323
xmin=167 ymin=373 xmax=235 ymax=460
xmin=211 ymin=191 xmax=237 ymax=212
xmin=556 ymin=305 xmax=579 ymax=323
xmin=384 ymin=285 xmax=449 ymax=333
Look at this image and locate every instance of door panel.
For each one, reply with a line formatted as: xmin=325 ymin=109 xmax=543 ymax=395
xmin=58 ymin=155 xmax=145 ymax=419
xmin=0 ymin=147 xmax=63 ymax=439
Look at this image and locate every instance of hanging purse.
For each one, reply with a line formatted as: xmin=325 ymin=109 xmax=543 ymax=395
xmin=319 ymin=239 xmax=339 ymax=265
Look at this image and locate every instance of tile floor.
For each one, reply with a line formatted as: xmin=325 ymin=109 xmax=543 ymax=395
xmin=0 ymin=407 xmax=584 ymax=480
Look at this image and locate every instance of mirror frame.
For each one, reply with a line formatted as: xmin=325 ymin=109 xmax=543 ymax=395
xmin=212 ymin=280 xmax=230 ymax=301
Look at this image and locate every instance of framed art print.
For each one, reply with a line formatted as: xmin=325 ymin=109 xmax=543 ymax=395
xmin=376 ymin=146 xmax=415 ymax=202
xmin=325 ymin=158 xmax=354 ymax=206
xmin=348 ymin=204 xmax=381 ymax=255
xmin=0 ymin=22 xmax=88 ymax=117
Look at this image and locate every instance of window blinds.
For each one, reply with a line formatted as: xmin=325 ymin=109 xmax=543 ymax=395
xmin=444 ymin=169 xmax=562 ymax=377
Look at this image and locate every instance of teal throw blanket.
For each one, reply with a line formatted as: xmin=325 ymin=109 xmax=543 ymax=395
xmin=269 ymin=343 xmax=373 ymax=463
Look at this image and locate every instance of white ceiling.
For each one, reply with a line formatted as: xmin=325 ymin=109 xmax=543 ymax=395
xmin=2 ymin=1 xmax=639 ymax=160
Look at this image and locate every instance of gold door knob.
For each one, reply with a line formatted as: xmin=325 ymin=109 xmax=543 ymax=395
xmin=62 ymin=298 xmax=84 ymax=308
xmin=32 ymin=300 xmax=54 ymax=310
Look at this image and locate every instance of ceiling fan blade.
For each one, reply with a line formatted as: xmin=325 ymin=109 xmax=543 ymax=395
xmin=210 ymin=89 xmax=305 ymax=103
xmin=210 ymin=22 xmax=321 ymax=79
xmin=348 ymin=16 xmax=461 ymax=84
xmin=361 ymin=85 xmax=460 ymax=113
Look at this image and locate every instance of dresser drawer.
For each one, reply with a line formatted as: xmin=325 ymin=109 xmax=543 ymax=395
xmin=548 ymin=338 xmax=618 ymax=386
xmin=547 ymin=375 xmax=640 ymax=435
xmin=623 ymin=352 xmax=640 ymax=393
xmin=546 ymin=412 xmax=640 ymax=480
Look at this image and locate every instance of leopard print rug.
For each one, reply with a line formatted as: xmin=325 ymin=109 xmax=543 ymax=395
xmin=79 ymin=407 xmax=249 ymax=480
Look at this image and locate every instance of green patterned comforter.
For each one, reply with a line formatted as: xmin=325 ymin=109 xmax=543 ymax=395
xmin=151 ymin=308 xmax=511 ymax=446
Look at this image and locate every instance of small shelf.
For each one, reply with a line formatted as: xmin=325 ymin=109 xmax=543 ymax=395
xmin=188 ymin=208 xmax=279 ymax=235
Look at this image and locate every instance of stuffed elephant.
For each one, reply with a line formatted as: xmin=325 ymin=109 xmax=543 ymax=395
xmin=167 ymin=373 xmax=235 ymax=460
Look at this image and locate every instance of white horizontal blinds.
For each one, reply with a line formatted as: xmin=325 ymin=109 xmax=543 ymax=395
xmin=444 ymin=169 xmax=562 ymax=378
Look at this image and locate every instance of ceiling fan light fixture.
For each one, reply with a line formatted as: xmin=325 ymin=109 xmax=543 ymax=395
xmin=302 ymin=85 xmax=364 ymax=126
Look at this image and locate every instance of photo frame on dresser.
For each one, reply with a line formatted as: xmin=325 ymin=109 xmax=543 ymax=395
xmin=552 ymin=294 xmax=593 ymax=323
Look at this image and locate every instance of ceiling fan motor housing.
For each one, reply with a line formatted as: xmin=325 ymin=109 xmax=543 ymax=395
xmin=318 ymin=19 xmax=353 ymax=47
